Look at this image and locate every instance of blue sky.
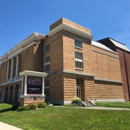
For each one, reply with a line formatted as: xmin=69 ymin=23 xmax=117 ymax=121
xmin=0 ymin=0 xmax=130 ymax=57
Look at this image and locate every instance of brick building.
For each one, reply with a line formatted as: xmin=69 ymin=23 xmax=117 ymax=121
xmin=98 ymin=38 xmax=130 ymax=101
xmin=0 ymin=18 xmax=124 ymax=105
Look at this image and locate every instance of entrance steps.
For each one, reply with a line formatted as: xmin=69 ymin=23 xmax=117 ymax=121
xmin=81 ymin=100 xmax=95 ymax=107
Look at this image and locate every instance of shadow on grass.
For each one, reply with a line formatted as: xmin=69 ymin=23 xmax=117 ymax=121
xmin=0 ymin=103 xmax=14 ymax=113
xmin=0 ymin=108 xmax=12 ymax=113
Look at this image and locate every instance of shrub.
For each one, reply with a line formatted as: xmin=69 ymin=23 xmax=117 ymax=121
xmin=17 ymin=106 xmax=28 ymax=111
xmin=38 ymin=103 xmax=47 ymax=108
xmin=12 ymin=104 xmax=19 ymax=111
xmin=71 ymin=97 xmax=82 ymax=106
xmin=38 ymin=103 xmax=44 ymax=108
xmin=28 ymin=103 xmax=37 ymax=110
xmin=42 ymin=103 xmax=47 ymax=108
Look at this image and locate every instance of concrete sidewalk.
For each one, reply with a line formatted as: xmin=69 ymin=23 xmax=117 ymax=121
xmin=0 ymin=121 xmax=22 ymax=130
xmin=86 ymin=106 xmax=130 ymax=110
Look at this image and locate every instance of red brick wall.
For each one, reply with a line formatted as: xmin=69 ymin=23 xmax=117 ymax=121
xmin=0 ymin=60 xmax=7 ymax=83
xmin=116 ymin=48 xmax=130 ymax=100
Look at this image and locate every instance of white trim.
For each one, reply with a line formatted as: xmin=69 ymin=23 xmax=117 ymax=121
xmin=0 ymin=78 xmax=22 ymax=86
xmin=75 ymin=46 xmax=82 ymax=50
xmin=1 ymin=58 xmax=8 ymax=63
xmin=22 ymin=41 xmax=39 ymax=50
xmin=92 ymin=41 xmax=118 ymax=54
xmin=8 ymin=48 xmax=22 ymax=59
xmin=19 ymin=70 xmax=47 ymax=77
xmin=48 ymin=24 xmax=93 ymax=40
xmin=42 ymin=77 xmax=45 ymax=96
xmin=24 ymin=75 xmax=27 ymax=95
xmin=76 ymin=68 xmax=84 ymax=71
xmin=0 ymin=33 xmax=42 ymax=62
xmin=75 ymin=59 xmax=82 ymax=62
xmin=44 ymin=43 xmax=50 ymax=52
xmin=44 ymin=62 xmax=50 ymax=65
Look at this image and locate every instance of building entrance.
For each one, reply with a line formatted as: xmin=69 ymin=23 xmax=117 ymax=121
xmin=76 ymin=79 xmax=81 ymax=98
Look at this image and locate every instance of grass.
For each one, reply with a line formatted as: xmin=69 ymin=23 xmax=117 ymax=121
xmin=1 ymin=103 xmax=130 ymax=130
xmin=95 ymin=101 xmax=130 ymax=108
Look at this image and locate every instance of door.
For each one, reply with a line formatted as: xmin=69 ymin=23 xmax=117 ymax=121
xmin=76 ymin=79 xmax=81 ymax=98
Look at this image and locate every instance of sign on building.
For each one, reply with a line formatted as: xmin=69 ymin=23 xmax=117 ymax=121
xmin=27 ymin=76 xmax=42 ymax=94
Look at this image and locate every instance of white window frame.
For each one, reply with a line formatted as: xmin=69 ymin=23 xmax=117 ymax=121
xmin=75 ymin=52 xmax=83 ymax=69
xmin=44 ymin=43 xmax=50 ymax=52
xmin=75 ymin=39 xmax=82 ymax=49
xmin=44 ymin=56 xmax=50 ymax=71
xmin=45 ymin=80 xmax=50 ymax=88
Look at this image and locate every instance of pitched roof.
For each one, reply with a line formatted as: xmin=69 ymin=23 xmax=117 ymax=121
xmin=109 ymin=38 xmax=130 ymax=52
xmin=92 ymin=41 xmax=116 ymax=53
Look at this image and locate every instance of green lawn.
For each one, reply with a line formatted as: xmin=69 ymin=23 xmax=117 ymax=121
xmin=95 ymin=101 xmax=130 ymax=108
xmin=1 ymin=103 xmax=130 ymax=130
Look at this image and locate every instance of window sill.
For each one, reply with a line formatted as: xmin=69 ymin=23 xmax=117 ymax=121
xmin=76 ymin=68 xmax=83 ymax=71
xmin=75 ymin=46 xmax=82 ymax=50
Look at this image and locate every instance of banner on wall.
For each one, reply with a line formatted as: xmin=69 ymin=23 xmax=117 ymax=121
xmin=27 ymin=76 xmax=42 ymax=94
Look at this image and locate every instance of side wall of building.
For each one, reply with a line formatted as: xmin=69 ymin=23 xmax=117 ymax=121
xmin=91 ymin=46 xmax=122 ymax=81
xmin=116 ymin=48 xmax=130 ymax=100
xmin=47 ymin=30 xmax=123 ymax=104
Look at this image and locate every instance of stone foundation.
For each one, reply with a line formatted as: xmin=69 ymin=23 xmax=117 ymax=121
xmin=20 ymin=96 xmax=45 ymax=106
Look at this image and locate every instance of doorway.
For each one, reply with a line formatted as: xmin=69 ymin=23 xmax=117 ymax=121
xmin=76 ymin=79 xmax=81 ymax=98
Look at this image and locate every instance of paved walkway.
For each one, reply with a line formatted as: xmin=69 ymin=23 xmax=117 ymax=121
xmin=0 ymin=121 xmax=22 ymax=130
xmin=56 ymin=106 xmax=130 ymax=110
xmin=86 ymin=106 xmax=130 ymax=110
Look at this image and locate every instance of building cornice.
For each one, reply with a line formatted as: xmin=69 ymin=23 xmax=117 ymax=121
xmin=48 ymin=24 xmax=93 ymax=40
xmin=95 ymin=78 xmax=122 ymax=84
xmin=0 ymin=78 xmax=22 ymax=86
xmin=0 ymin=33 xmax=43 ymax=62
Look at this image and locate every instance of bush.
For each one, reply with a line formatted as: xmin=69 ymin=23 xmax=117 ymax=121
xmin=42 ymin=103 xmax=47 ymax=108
xmin=12 ymin=104 xmax=19 ymax=111
xmin=17 ymin=106 xmax=28 ymax=111
xmin=38 ymin=103 xmax=47 ymax=108
xmin=28 ymin=103 xmax=37 ymax=110
xmin=71 ymin=97 xmax=82 ymax=106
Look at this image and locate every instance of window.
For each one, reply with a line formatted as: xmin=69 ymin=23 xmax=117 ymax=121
xmin=76 ymin=79 xmax=81 ymax=86
xmin=45 ymin=80 xmax=50 ymax=88
xmin=45 ymin=56 xmax=50 ymax=63
xmin=75 ymin=52 xmax=83 ymax=69
xmin=44 ymin=56 xmax=50 ymax=71
xmin=45 ymin=80 xmax=50 ymax=97
xmin=45 ymin=64 xmax=50 ymax=71
xmin=75 ymin=52 xmax=82 ymax=59
xmin=45 ymin=44 xmax=50 ymax=52
xmin=75 ymin=39 xmax=82 ymax=48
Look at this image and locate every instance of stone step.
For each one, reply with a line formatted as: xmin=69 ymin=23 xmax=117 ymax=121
xmin=81 ymin=100 xmax=95 ymax=107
